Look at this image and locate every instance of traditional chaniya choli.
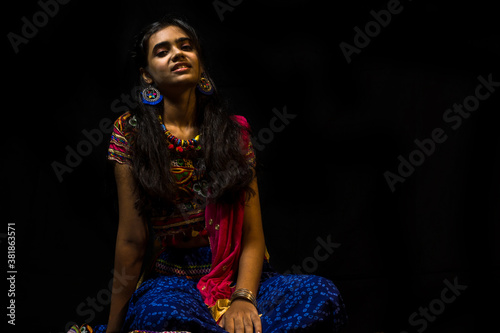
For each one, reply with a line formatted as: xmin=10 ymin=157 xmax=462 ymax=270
xmin=67 ymin=112 xmax=347 ymax=333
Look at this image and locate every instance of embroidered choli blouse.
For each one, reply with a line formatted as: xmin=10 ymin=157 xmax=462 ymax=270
xmin=107 ymin=111 xmax=256 ymax=249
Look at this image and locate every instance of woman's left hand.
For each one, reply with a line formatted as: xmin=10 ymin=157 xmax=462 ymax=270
xmin=219 ymin=299 xmax=261 ymax=333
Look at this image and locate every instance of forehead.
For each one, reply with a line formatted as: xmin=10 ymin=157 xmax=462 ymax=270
xmin=148 ymin=25 xmax=190 ymax=48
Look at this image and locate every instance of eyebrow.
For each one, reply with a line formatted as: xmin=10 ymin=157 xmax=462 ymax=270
xmin=151 ymin=37 xmax=192 ymax=55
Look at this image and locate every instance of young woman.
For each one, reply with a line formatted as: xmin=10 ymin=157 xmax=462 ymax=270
xmin=69 ymin=16 xmax=346 ymax=333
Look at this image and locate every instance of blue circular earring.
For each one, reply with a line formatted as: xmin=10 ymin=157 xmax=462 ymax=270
xmin=141 ymin=86 xmax=163 ymax=105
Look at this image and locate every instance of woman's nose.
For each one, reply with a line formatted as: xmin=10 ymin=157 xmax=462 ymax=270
xmin=171 ymin=47 xmax=186 ymax=62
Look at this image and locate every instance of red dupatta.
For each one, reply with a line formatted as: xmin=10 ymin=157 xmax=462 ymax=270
xmin=196 ymin=115 xmax=251 ymax=321
xmin=197 ymin=194 xmax=245 ymax=321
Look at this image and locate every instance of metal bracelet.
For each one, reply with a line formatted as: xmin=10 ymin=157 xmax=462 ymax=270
xmin=230 ymin=288 xmax=258 ymax=309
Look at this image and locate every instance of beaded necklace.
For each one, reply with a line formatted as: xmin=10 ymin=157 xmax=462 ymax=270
xmin=158 ymin=114 xmax=201 ymax=153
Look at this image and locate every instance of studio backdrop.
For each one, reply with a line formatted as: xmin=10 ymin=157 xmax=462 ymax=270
xmin=4 ymin=0 xmax=499 ymax=332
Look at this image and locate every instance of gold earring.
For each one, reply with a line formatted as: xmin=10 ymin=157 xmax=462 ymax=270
xmin=197 ymin=73 xmax=214 ymax=95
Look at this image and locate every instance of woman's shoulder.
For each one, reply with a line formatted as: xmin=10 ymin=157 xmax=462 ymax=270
xmin=108 ymin=111 xmax=137 ymax=164
xmin=230 ymin=115 xmax=250 ymax=129
xmin=113 ymin=111 xmax=138 ymax=136
xmin=115 ymin=111 xmax=135 ymax=130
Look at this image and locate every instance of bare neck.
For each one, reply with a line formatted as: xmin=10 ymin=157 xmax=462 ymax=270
xmin=162 ymin=88 xmax=197 ymax=129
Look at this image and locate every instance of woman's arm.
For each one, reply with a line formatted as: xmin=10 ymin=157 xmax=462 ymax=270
xmin=236 ymin=176 xmax=265 ymax=295
xmin=106 ymin=164 xmax=148 ymax=333
xmin=220 ymin=176 xmax=265 ymax=333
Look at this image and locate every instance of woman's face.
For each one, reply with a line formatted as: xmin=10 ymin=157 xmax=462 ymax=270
xmin=142 ymin=25 xmax=201 ymax=95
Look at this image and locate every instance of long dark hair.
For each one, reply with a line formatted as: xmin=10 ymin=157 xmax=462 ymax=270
xmin=128 ymin=16 xmax=254 ymax=217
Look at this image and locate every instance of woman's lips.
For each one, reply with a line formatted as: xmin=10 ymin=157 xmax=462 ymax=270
xmin=173 ymin=66 xmax=190 ymax=73
xmin=171 ymin=62 xmax=191 ymax=72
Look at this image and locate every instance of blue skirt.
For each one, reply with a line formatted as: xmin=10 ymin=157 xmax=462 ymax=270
xmin=93 ymin=246 xmax=347 ymax=333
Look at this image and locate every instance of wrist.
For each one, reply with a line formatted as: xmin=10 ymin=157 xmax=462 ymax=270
xmin=230 ymin=288 xmax=258 ymax=310
xmin=106 ymin=328 xmax=121 ymax=333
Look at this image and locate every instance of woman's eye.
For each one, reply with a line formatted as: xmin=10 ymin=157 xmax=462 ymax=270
xmin=156 ymin=50 xmax=168 ymax=57
xmin=181 ymin=44 xmax=193 ymax=51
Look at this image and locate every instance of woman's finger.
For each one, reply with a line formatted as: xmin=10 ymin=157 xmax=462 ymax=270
xmin=234 ymin=315 xmax=245 ymax=333
xmin=251 ymin=312 xmax=262 ymax=333
xmin=224 ymin=316 xmax=234 ymax=333
xmin=243 ymin=314 xmax=255 ymax=333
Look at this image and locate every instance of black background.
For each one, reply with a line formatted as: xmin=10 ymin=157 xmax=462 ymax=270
xmin=3 ymin=0 xmax=499 ymax=332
